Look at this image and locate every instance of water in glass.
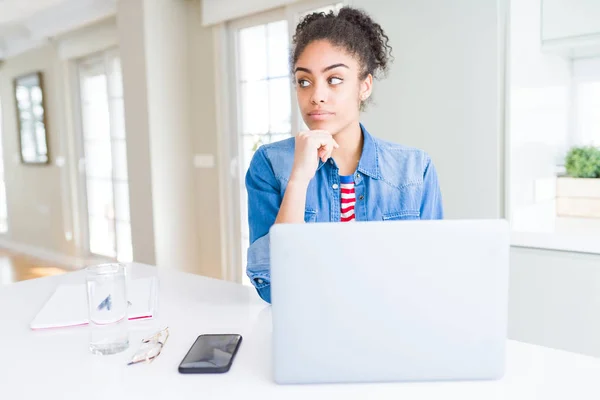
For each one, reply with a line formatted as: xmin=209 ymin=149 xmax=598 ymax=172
xmin=86 ymin=263 xmax=129 ymax=355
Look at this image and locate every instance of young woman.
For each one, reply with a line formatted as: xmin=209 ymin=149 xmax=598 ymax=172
xmin=245 ymin=7 xmax=443 ymax=303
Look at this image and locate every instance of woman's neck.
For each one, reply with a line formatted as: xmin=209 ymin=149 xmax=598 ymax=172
xmin=331 ymin=121 xmax=363 ymax=176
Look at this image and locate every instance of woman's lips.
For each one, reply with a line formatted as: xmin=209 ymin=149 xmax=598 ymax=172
xmin=307 ymin=111 xmax=334 ymax=121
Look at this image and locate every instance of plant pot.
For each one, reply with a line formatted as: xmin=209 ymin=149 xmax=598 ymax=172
xmin=556 ymin=177 xmax=600 ymax=218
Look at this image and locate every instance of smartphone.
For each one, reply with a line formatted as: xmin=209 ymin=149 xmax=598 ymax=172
xmin=178 ymin=334 xmax=242 ymax=374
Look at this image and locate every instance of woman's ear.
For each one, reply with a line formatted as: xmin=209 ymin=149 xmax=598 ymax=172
xmin=359 ymin=73 xmax=373 ymax=102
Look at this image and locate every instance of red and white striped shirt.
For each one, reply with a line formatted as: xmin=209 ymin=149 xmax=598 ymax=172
xmin=340 ymin=175 xmax=356 ymax=222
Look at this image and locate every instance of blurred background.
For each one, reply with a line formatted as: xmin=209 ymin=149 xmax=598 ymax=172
xmin=0 ymin=0 xmax=599 ymax=357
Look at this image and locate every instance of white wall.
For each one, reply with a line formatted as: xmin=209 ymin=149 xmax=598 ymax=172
xmin=142 ymin=0 xmax=200 ymax=274
xmin=357 ymin=0 xmax=505 ymax=220
xmin=187 ymin=1 xmax=227 ymax=279
xmin=117 ymin=0 xmax=201 ymax=274
xmin=116 ymin=0 xmax=224 ymax=278
xmin=0 ymin=45 xmax=78 ymax=259
xmin=116 ymin=3 xmax=156 ymax=265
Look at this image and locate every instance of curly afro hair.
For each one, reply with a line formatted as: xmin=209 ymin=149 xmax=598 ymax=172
xmin=291 ymin=6 xmax=393 ymax=82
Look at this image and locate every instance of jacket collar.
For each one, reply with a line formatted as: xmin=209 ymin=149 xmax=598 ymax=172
xmin=316 ymin=123 xmax=379 ymax=179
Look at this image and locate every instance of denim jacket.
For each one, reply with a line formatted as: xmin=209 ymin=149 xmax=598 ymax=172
xmin=245 ymin=124 xmax=443 ymax=303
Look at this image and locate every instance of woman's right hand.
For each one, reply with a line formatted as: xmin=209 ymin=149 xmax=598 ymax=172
xmin=289 ymin=130 xmax=339 ymax=185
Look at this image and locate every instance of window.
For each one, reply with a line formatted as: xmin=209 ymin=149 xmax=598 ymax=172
xmin=229 ymin=2 xmax=344 ymax=283
xmin=234 ymin=16 xmax=293 ymax=284
xmin=77 ymin=49 xmax=132 ymax=262
xmin=509 ymin=55 xmax=600 ymax=254
xmin=0 ymin=98 xmax=7 ymax=233
xmin=14 ymin=73 xmax=49 ymax=164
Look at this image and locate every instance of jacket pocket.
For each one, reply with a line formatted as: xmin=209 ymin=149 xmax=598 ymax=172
xmin=382 ymin=210 xmax=420 ymax=221
xmin=304 ymin=209 xmax=318 ymax=223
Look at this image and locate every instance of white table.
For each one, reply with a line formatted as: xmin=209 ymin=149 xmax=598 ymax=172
xmin=2 ymin=263 xmax=600 ymax=400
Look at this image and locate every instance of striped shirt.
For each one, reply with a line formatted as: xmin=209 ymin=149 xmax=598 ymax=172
xmin=340 ymin=175 xmax=356 ymax=222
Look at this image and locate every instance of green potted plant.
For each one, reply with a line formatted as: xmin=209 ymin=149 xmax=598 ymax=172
xmin=556 ymin=146 xmax=600 ymax=218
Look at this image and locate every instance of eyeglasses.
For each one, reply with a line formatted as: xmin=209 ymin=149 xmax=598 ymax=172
xmin=127 ymin=327 xmax=170 ymax=366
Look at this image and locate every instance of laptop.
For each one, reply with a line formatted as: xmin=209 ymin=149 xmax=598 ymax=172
xmin=270 ymin=219 xmax=509 ymax=384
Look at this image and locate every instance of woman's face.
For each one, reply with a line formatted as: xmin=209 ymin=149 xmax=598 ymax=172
xmin=294 ymin=40 xmax=372 ymax=135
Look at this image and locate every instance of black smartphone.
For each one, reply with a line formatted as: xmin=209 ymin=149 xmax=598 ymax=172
xmin=178 ymin=334 xmax=242 ymax=374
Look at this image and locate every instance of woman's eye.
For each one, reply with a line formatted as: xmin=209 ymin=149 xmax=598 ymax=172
xmin=297 ymin=79 xmax=310 ymax=88
xmin=329 ymin=77 xmax=343 ymax=85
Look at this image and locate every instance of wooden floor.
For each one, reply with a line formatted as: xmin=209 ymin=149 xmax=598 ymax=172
xmin=0 ymin=249 xmax=68 ymax=285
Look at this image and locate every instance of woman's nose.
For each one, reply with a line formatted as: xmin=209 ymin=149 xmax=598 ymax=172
xmin=310 ymin=83 xmax=328 ymax=104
